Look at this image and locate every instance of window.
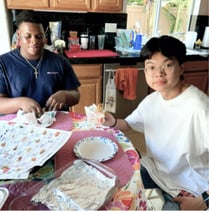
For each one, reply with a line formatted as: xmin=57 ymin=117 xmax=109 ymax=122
xmin=126 ymin=0 xmax=195 ymax=41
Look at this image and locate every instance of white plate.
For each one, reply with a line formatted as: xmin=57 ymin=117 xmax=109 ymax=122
xmin=73 ymin=136 xmax=118 ymax=162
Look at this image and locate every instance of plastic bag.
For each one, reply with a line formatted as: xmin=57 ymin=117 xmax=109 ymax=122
xmin=84 ymin=104 xmax=105 ymax=125
xmin=104 ymin=70 xmax=116 ymax=113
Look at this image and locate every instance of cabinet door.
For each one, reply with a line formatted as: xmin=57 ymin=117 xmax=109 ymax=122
xmin=183 ymin=72 xmax=208 ymax=94
xmin=91 ymin=0 xmax=123 ymax=12
xmin=50 ymin=0 xmax=91 ymax=11
xmin=6 ymin=0 xmax=49 ymax=9
xmin=72 ymin=64 xmax=102 ymax=114
xmin=183 ymin=60 xmax=208 ymax=95
xmin=6 ymin=0 xmax=122 ymax=12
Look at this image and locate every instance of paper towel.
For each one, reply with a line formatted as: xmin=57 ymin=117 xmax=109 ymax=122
xmin=201 ymin=26 xmax=209 ymax=48
xmin=184 ymin=31 xmax=197 ymax=49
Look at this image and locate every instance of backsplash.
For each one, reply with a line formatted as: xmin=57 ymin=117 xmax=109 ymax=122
xmin=189 ymin=15 xmax=209 ymax=40
xmin=12 ymin=10 xmax=127 ymax=50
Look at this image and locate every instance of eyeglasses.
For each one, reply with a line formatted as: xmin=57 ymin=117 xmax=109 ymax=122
xmin=144 ymin=61 xmax=178 ymax=75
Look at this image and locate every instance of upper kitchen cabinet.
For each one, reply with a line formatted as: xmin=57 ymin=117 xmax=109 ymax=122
xmin=6 ymin=0 xmax=49 ymax=10
xmin=50 ymin=0 xmax=90 ymax=11
xmin=91 ymin=0 xmax=123 ymax=12
xmin=6 ymin=0 xmax=123 ymax=12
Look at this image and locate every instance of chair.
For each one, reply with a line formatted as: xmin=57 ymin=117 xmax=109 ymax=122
xmin=145 ymin=188 xmax=165 ymax=211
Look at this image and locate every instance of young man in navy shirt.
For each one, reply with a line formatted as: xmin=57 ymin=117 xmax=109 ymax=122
xmin=0 ymin=10 xmax=80 ymax=117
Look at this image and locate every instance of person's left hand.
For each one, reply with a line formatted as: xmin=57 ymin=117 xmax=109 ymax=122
xmin=173 ymin=196 xmax=207 ymax=210
xmin=45 ymin=91 xmax=66 ymax=111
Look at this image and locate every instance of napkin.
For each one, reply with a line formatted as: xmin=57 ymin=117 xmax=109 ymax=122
xmin=84 ymin=104 xmax=105 ymax=125
xmin=12 ymin=110 xmax=56 ymax=127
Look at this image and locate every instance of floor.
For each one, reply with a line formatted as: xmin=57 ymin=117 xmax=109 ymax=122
xmin=124 ymin=128 xmax=147 ymax=155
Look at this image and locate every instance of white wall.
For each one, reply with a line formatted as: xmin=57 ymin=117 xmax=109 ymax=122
xmin=199 ymin=0 xmax=209 ymax=15
xmin=0 ymin=1 xmax=11 ymax=54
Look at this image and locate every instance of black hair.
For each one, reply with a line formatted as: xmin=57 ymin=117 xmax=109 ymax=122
xmin=16 ymin=10 xmax=43 ymax=28
xmin=140 ymin=35 xmax=186 ymax=65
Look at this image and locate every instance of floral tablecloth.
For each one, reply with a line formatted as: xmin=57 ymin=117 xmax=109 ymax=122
xmin=0 ymin=111 xmax=147 ymax=210
xmin=70 ymin=112 xmax=147 ymax=210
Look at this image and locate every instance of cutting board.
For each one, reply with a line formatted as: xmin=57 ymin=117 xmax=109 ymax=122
xmin=64 ymin=49 xmax=118 ymax=58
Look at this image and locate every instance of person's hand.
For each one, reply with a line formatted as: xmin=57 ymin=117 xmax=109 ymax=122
xmin=45 ymin=91 xmax=67 ymax=111
xmin=173 ymin=196 xmax=207 ymax=210
xmin=19 ymin=97 xmax=43 ymax=117
xmin=103 ymin=112 xmax=116 ymax=127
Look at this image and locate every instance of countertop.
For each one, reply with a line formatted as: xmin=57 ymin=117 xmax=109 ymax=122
xmin=64 ymin=49 xmax=209 ymax=65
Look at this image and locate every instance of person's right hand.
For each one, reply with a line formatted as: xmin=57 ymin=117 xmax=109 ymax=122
xmin=103 ymin=112 xmax=116 ymax=127
xmin=19 ymin=97 xmax=43 ymax=117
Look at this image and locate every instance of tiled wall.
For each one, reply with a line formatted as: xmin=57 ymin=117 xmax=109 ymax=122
xmin=189 ymin=15 xmax=209 ymax=40
xmin=12 ymin=10 xmax=127 ymax=50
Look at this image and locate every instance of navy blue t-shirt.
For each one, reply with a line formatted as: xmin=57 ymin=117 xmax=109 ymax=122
xmin=0 ymin=48 xmax=80 ymax=108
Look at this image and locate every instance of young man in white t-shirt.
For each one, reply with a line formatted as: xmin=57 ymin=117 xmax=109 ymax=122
xmin=104 ymin=35 xmax=209 ymax=210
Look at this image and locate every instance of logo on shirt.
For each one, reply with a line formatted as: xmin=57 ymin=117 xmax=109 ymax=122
xmin=47 ymin=72 xmax=59 ymax=75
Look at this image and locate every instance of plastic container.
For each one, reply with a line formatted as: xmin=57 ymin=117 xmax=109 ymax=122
xmin=97 ymin=35 xmax=105 ymax=50
xmin=68 ymin=37 xmax=80 ymax=52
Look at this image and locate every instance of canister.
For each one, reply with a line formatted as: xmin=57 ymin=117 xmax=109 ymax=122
xmin=80 ymin=34 xmax=88 ymax=49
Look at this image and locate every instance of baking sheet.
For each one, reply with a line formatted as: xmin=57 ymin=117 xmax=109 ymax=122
xmin=31 ymin=160 xmax=118 ymax=210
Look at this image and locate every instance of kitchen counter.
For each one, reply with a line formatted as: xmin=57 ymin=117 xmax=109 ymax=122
xmin=65 ymin=49 xmax=142 ymax=65
xmin=66 ymin=49 xmax=208 ymax=116
xmin=65 ymin=49 xmax=209 ymax=65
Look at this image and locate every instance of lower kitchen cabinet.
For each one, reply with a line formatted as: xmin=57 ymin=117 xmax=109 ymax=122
xmin=183 ymin=60 xmax=209 ymax=95
xmin=71 ymin=64 xmax=102 ymax=114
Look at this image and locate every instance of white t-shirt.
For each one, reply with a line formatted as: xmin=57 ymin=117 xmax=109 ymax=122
xmin=125 ymin=85 xmax=209 ymax=197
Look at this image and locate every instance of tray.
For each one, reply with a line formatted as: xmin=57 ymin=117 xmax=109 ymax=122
xmin=0 ymin=187 xmax=9 ymax=209
xmin=9 ymin=160 xmax=118 ymax=210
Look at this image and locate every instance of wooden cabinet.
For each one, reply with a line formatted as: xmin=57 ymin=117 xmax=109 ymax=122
xmin=6 ymin=0 xmax=123 ymax=12
xmin=6 ymin=0 xmax=49 ymax=10
xmin=71 ymin=64 xmax=102 ymax=114
xmin=183 ymin=60 xmax=208 ymax=95
xmin=91 ymin=0 xmax=123 ymax=12
xmin=50 ymin=0 xmax=90 ymax=11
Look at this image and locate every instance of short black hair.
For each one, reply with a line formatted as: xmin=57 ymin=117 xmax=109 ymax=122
xmin=16 ymin=10 xmax=43 ymax=28
xmin=140 ymin=35 xmax=186 ymax=64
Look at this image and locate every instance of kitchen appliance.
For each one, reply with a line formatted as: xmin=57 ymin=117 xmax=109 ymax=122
xmin=103 ymin=63 xmax=149 ymax=118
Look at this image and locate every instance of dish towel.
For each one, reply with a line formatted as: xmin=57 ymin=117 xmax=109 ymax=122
xmin=114 ymin=68 xmax=138 ymax=100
